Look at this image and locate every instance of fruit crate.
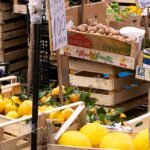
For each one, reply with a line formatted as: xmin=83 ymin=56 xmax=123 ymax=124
xmin=47 ymin=100 xmax=137 ymax=150
xmin=0 ymin=101 xmax=85 ymax=150
xmin=64 ymin=57 xmax=149 ymax=110
xmin=0 ymin=76 xmax=21 ymax=98
xmin=126 ymin=112 xmax=150 ymax=132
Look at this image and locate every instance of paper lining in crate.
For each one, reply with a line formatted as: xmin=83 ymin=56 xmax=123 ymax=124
xmin=0 ymin=101 xmax=85 ymax=150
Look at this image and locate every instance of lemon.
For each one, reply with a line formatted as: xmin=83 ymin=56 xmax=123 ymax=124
xmin=49 ymin=111 xmax=64 ymax=124
xmin=69 ymin=93 xmax=80 ymax=103
xmin=11 ymin=96 xmax=22 ymax=105
xmin=4 ymin=97 xmax=12 ymax=104
xmin=80 ymin=123 xmax=109 ymax=147
xmin=4 ymin=103 xmax=18 ymax=114
xmin=51 ymin=86 xmax=66 ymax=96
xmin=0 ymin=94 xmax=3 ymax=100
xmin=61 ymin=108 xmax=74 ymax=121
xmin=58 ymin=131 xmax=91 ymax=147
xmin=100 ymin=132 xmax=134 ymax=150
xmin=38 ymin=105 xmax=48 ymax=112
xmin=39 ymin=96 xmax=47 ymax=103
xmin=0 ymin=99 xmax=5 ymax=113
xmin=134 ymin=129 xmax=149 ymax=150
xmin=6 ymin=111 xmax=19 ymax=119
xmin=44 ymin=105 xmax=54 ymax=111
xmin=18 ymin=100 xmax=32 ymax=116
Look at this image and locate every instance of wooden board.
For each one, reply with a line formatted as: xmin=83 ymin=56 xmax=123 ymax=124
xmin=93 ymin=82 xmax=149 ymax=106
xmin=0 ymin=47 xmax=27 ymax=62
xmin=0 ymin=1 xmax=12 ymax=11
xmin=62 ymin=45 xmax=136 ymax=70
xmin=111 ymin=0 xmax=135 ymax=4
xmin=0 ymin=28 xmax=26 ymax=40
xmin=68 ymin=30 xmax=137 ymax=57
xmin=8 ymin=59 xmax=28 ymax=72
xmin=126 ymin=111 xmax=150 ymax=132
xmin=0 ymin=19 xmax=26 ymax=33
xmin=70 ymin=73 xmax=135 ymax=91
xmin=66 ymin=2 xmax=106 ymax=26
xmin=0 ymin=10 xmax=21 ymax=22
xmin=0 ymin=36 xmax=27 ymax=50
xmin=13 ymin=0 xmax=27 ymax=14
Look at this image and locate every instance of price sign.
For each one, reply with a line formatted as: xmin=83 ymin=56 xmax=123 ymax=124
xmin=136 ymin=0 xmax=150 ymax=8
xmin=49 ymin=0 xmax=67 ymax=51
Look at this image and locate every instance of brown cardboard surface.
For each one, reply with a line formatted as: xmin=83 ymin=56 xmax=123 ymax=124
xmin=66 ymin=2 xmax=106 ymax=26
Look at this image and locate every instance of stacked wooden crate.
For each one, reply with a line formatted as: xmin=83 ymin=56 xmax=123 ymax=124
xmin=0 ymin=0 xmax=28 ymax=74
xmin=67 ymin=57 xmax=149 ymax=111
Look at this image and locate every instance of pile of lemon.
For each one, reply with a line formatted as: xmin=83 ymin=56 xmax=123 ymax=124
xmin=58 ymin=122 xmax=149 ymax=150
xmin=0 ymin=95 xmax=32 ymax=119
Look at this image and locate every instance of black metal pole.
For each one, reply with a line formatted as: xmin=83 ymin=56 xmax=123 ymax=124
xmin=31 ymin=24 xmax=41 ymax=150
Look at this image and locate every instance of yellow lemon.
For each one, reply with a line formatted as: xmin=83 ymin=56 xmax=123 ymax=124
xmin=61 ymin=108 xmax=74 ymax=121
xmin=100 ymin=132 xmax=134 ymax=150
xmin=4 ymin=103 xmax=18 ymax=114
xmin=134 ymin=129 xmax=149 ymax=150
xmin=6 ymin=111 xmax=19 ymax=119
xmin=11 ymin=96 xmax=22 ymax=105
xmin=0 ymin=94 xmax=3 ymax=100
xmin=44 ymin=105 xmax=54 ymax=111
xmin=69 ymin=93 xmax=80 ymax=103
xmin=0 ymin=99 xmax=5 ymax=113
xmin=3 ymin=97 xmax=12 ymax=104
xmin=58 ymin=131 xmax=91 ymax=147
xmin=49 ymin=111 xmax=64 ymax=124
xmin=39 ymin=96 xmax=47 ymax=103
xmin=38 ymin=105 xmax=48 ymax=112
xmin=80 ymin=123 xmax=109 ymax=147
xmin=51 ymin=86 xmax=66 ymax=96
xmin=18 ymin=100 xmax=32 ymax=116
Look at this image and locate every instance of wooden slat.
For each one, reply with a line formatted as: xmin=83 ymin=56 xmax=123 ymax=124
xmin=0 ymin=28 xmax=26 ymax=40
xmin=70 ymin=74 xmax=113 ymax=90
xmin=48 ymin=144 xmax=105 ymax=150
xmin=126 ymin=111 xmax=150 ymax=132
xmin=93 ymin=83 xmax=149 ymax=106
xmin=13 ymin=0 xmax=27 ymax=15
xmin=0 ymin=36 xmax=27 ymax=50
xmin=0 ymin=10 xmax=21 ymax=21
xmin=1 ymin=48 xmax=27 ymax=62
xmin=0 ymin=19 xmax=26 ymax=33
xmin=8 ymin=59 xmax=28 ymax=72
xmin=0 ymin=2 xmax=12 ymax=11
xmin=114 ymin=82 xmax=150 ymax=104
xmin=69 ymin=57 xmax=120 ymax=74
xmin=111 ymin=0 xmax=135 ymax=3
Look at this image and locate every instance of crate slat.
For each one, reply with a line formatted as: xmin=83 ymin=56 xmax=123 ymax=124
xmin=0 ymin=28 xmax=26 ymax=40
xmin=0 ymin=19 xmax=26 ymax=33
xmin=8 ymin=59 xmax=28 ymax=72
xmin=0 ymin=47 xmax=27 ymax=62
xmin=0 ymin=1 xmax=12 ymax=11
xmin=0 ymin=36 xmax=27 ymax=50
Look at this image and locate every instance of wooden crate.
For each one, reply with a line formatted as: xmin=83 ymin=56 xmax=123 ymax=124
xmin=0 ymin=1 xmax=12 ymax=12
xmin=126 ymin=111 xmax=150 ymax=132
xmin=0 ymin=101 xmax=85 ymax=150
xmin=68 ymin=57 xmax=149 ymax=106
xmin=0 ymin=76 xmax=21 ymax=98
xmin=111 ymin=0 xmax=135 ymax=4
xmin=13 ymin=0 xmax=27 ymax=14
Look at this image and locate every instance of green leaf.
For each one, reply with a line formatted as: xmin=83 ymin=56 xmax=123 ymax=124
xmin=135 ymin=121 xmax=143 ymax=127
xmin=98 ymin=114 xmax=105 ymax=123
xmin=38 ymin=91 xmax=47 ymax=99
xmin=79 ymin=92 xmax=87 ymax=101
xmin=65 ymin=86 xmax=74 ymax=95
xmin=97 ymin=106 xmax=106 ymax=114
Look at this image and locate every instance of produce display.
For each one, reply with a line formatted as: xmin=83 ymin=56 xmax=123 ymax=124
xmin=106 ymin=2 xmax=142 ymax=22
xmin=58 ymin=122 xmax=149 ymax=150
xmin=71 ymin=20 xmax=136 ymax=43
